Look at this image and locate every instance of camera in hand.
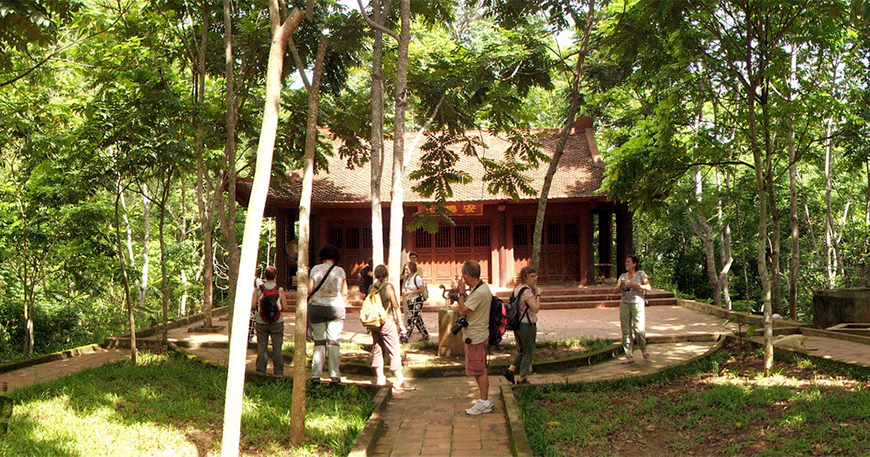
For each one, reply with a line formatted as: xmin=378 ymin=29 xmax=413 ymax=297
xmin=450 ymin=316 xmax=468 ymax=335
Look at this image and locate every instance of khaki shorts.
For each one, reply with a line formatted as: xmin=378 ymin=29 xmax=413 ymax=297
xmin=464 ymin=341 xmax=487 ymax=376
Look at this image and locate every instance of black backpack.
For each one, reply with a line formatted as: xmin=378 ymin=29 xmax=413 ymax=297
xmin=259 ymin=284 xmax=281 ymax=323
xmin=488 ymin=295 xmax=508 ymax=348
xmin=505 ymin=286 xmax=530 ymax=331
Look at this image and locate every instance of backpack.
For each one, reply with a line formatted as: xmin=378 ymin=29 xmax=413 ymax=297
xmin=414 ymin=274 xmax=429 ymax=301
xmin=488 ymin=295 xmax=508 ymax=348
xmin=360 ymin=284 xmax=389 ymax=328
xmin=505 ymin=286 xmax=530 ymax=331
xmin=258 ymin=284 xmax=281 ymax=323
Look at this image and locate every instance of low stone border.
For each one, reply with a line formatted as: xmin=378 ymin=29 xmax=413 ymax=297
xmin=347 ymin=385 xmax=393 ymax=457
xmin=0 ymin=343 xmax=103 ymax=374
xmin=743 ymin=334 xmax=870 ymax=368
xmin=2 ymin=307 xmax=232 ymax=373
xmin=498 ymin=337 xmax=727 ymax=457
xmin=681 ymin=298 xmax=870 ymax=347
xmin=108 ymin=306 xmax=229 ymax=341
xmin=801 ymin=327 xmax=870 ymax=346
xmin=334 ymin=344 xmax=626 ymax=378
xmin=501 ymin=385 xmax=533 ymax=457
xmin=677 ymin=299 xmax=809 ymax=328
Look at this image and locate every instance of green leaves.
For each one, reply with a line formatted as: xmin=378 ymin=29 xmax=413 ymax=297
xmin=409 ymin=132 xmax=473 ymax=201
xmin=0 ymin=0 xmax=80 ymax=71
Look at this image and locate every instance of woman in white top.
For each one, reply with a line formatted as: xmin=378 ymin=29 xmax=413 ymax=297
xmin=612 ymin=255 xmax=651 ymax=364
xmin=401 ymin=262 xmax=429 ymax=341
xmin=308 ymin=244 xmax=348 ymax=383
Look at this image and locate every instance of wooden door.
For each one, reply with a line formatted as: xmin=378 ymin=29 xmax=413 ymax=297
xmin=414 ymin=223 xmax=491 ymax=286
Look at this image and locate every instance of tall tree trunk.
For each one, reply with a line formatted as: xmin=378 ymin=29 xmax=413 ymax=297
xmin=866 ymin=161 xmax=869 ymax=227
xmin=690 ymin=169 xmax=722 ymax=307
xmin=368 ymin=2 xmax=388 ymax=267
xmin=747 ymin=73 xmax=774 ymax=374
xmin=387 ymin=0 xmax=410 ymax=289
xmin=717 ymin=169 xmax=733 ymax=310
xmin=139 ymin=183 xmax=151 ymax=313
xmin=290 ymin=29 xmax=329 ymax=449
xmin=220 ymin=0 xmax=241 ymax=334
xmin=532 ymin=1 xmax=595 ymax=270
xmin=114 ymin=182 xmax=137 ymax=365
xmin=762 ymin=95 xmax=783 ymax=316
xmin=770 ymin=191 xmax=783 ymax=315
xmin=824 ymin=117 xmax=838 ymax=288
xmin=220 ymin=6 xmax=303 ymax=456
xmin=158 ymin=175 xmax=173 ymax=350
xmin=178 ymin=179 xmax=189 ymax=318
xmin=787 ymin=49 xmax=800 ymax=320
xmin=195 ymin=2 xmax=215 ymax=327
xmin=18 ymin=194 xmax=34 ymax=357
xmin=21 ymin=211 xmax=33 ymax=357
xmin=865 ymin=161 xmax=869 ymax=286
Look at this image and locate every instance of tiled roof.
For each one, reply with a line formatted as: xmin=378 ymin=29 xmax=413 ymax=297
xmin=237 ymin=122 xmax=605 ymax=206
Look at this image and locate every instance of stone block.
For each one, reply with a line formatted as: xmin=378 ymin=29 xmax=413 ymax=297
xmin=812 ymin=288 xmax=870 ymax=328
xmin=438 ymin=308 xmax=465 ymax=357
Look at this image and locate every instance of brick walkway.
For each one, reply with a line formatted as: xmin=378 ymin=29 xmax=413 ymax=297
xmin=370 ymin=341 xmax=719 ymax=457
xmin=0 ymin=348 xmax=128 ymax=392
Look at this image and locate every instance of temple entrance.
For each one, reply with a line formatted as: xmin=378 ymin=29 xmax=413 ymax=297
xmin=414 ymin=223 xmax=491 ymax=285
xmin=512 ymin=219 xmax=581 ymax=283
xmin=327 ymin=222 xmax=376 ymax=285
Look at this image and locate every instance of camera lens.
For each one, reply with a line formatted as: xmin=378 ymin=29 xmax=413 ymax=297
xmin=464 ymin=338 xmax=471 ymax=344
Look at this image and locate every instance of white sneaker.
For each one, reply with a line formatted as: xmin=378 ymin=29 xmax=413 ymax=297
xmin=465 ymin=399 xmax=493 ymax=415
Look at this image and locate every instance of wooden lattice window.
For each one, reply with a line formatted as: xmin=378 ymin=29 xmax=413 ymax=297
xmin=546 ymin=223 xmax=561 ymax=245
xmin=513 ymin=224 xmax=528 ymax=246
xmin=474 ymin=226 xmax=490 ymax=247
xmin=362 ymin=228 xmax=372 ymax=249
xmin=415 ymin=229 xmax=432 ymax=248
xmin=435 ymin=227 xmax=451 ymax=248
xmin=328 ymin=228 xmax=344 ymax=248
xmin=455 ymin=226 xmax=471 ymax=247
xmin=347 ymin=228 xmax=360 ymax=249
xmin=564 ymin=223 xmax=579 ymax=245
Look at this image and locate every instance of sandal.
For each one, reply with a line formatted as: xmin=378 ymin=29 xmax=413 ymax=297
xmin=620 ymin=357 xmax=635 ymax=365
xmin=643 ymin=352 xmax=650 ymax=359
xmin=516 ymin=378 xmax=530 ymax=385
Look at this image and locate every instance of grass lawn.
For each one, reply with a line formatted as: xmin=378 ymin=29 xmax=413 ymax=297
xmin=1 ymin=353 xmax=376 ymax=456
xmin=517 ymin=340 xmax=870 ymax=456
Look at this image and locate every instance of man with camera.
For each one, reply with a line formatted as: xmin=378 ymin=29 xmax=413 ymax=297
xmin=456 ymin=260 xmax=493 ymax=415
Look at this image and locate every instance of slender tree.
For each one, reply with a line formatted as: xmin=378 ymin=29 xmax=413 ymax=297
xmin=220 ymin=2 xmax=303 ymax=454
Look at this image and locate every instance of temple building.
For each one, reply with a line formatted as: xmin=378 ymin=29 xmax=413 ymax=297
xmin=235 ymin=117 xmax=634 ymax=290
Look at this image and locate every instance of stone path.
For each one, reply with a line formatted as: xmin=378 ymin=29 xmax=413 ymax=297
xmin=370 ymin=341 xmax=719 ymax=457
xmin=3 ymin=304 xmax=870 ymax=457
xmin=0 ymin=347 xmax=129 ymax=392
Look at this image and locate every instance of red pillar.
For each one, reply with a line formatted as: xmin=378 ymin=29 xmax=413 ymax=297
xmin=598 ymin=209 xmax=613 ymax=278
xmin=497 ymin=204 xmax=508 ymax=288
xmin=579 ymin=206 xmax=594 ymax=285
xmin=276 ymin=212 xmax=288 ymax=289
xmin=615 ymin=203 xmax=634 ymax=277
